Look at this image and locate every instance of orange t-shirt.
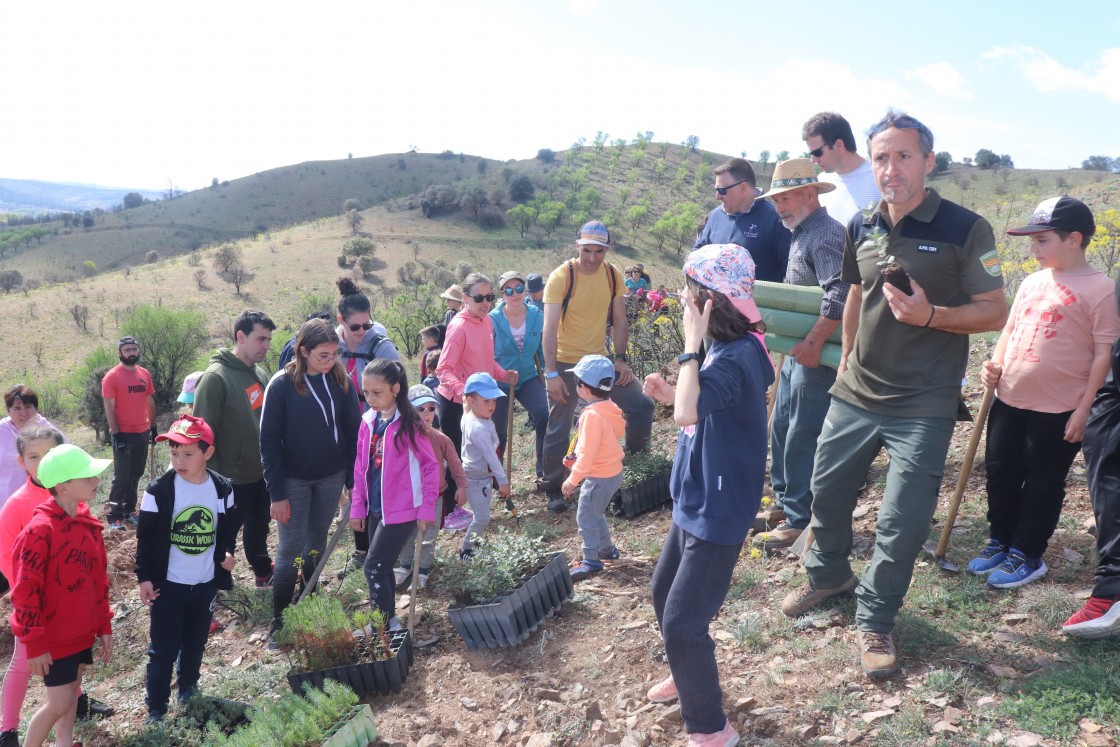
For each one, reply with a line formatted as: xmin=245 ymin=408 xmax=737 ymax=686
xmin=101 ymin=364 xmax=154 ymax=433
xmin=998 ymin=269 xmax=1120 ymax=413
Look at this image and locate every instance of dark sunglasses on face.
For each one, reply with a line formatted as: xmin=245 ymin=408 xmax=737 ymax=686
xmin=715 ymin=180 xmax=747 ymax=196
xmin=809 ymin=144 xmax=829 ymax=158
xmin=416 ymin=404 xmax=437 ymax=413
xmin=470 ymin=293 xmax=497 ymax=303
xmin=503 ymin=284 xmax=525 ymax=297
xmin=347 ymin=321 xmax=374 ymax=332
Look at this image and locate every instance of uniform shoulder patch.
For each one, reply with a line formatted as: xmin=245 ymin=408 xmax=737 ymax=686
xmin=980 ymin=250 xmax=1003 ymax=277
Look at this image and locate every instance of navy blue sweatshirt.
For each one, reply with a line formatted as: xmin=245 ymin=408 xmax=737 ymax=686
xmin=259 ymin=370 xmax=361 ymax=502
xmin=670 ymin=333 xmax=774 ymax=545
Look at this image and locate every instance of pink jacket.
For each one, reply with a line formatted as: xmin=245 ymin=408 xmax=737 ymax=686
xmin=0 ymin=476 xmax=51 ymax=581
xmin=351 ymin=411 xmax=440 ymax=526
xmin=435 ymin=310 xmax=508 ymax=403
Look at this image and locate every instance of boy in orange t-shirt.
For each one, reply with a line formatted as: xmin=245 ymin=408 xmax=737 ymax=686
xmin=971 ymin=196 xmax=1120 ymax=588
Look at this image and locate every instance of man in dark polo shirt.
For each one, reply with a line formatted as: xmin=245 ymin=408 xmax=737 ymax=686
xmin=695 ymin=157 xmax=791 ymax=282
xmin=780 ymin=111 xmax=1008 ymax=677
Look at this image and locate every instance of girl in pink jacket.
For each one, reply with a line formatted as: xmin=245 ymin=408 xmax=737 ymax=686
xmin=350 ymin=360 xmax=440 ymax=627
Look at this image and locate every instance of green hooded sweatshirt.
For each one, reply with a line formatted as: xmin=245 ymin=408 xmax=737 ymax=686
xmin=192 ymin=349 xmax=269 ymax=484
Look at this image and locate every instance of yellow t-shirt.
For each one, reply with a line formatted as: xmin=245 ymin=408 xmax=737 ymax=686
xmin=543 ymin=260 xmax=625 ymax=364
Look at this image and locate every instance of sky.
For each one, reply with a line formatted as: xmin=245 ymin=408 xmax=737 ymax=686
xmin=5 ymin=0 xmax=1119 ymax=191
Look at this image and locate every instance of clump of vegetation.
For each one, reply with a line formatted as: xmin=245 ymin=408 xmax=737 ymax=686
xmin=441 ymin=528 xmax=552 ymax=607
xmin=274 ymin=594 xmax=397 ymax=673
xmin=620 ymin=450 xmax=673 ymax=489
xmin=1000 ymin=660 xmax=1120 ymax=741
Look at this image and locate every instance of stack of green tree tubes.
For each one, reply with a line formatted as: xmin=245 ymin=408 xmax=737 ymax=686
xmin=753 ymin=281 xmax=842 ymax=369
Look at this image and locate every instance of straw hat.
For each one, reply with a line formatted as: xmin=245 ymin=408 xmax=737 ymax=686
xmin=440 ymin=284 xmax=464 ymax=303
xmin=759 ymin=158 xmax=836 ymax=199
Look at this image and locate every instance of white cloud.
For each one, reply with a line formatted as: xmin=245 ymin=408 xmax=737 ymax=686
xmin=569 ymin=0 xmax=600 ymax=16
xmin=905 ymin=62 xmax=973 ymax=99
xmin=985 ymin=46 xmax=1120 ymax=103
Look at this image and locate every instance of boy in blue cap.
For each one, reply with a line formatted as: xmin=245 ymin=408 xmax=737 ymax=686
xmin=562 ymin=355 xmax=625 ymax=579
xmin=459 ymin=372 xmax=510 ymax=559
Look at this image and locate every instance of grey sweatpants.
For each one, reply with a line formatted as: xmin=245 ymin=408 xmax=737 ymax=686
xmin=577 ymin=471 xmax=623 ymax=562
xmin=461 ymin=476 xmax=493 ymax=553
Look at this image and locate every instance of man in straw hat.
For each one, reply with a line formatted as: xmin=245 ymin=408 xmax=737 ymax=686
xmin=780 ymin=111 xmax=1007 ymax=677
xmin=695 ymin=157 xmax=791 ymax=282
xmin=751 ymin=159 xmax=848 ymax=555
xmin=803 ymin=111 xmax=881 ymax=225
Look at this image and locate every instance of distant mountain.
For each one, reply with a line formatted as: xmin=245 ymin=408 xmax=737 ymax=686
xmin=0 ymin=178 xmax=162 ymax=214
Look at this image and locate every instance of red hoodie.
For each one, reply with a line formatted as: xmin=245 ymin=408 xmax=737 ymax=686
xmin=9 ymin=499 xmax=113 ymax=659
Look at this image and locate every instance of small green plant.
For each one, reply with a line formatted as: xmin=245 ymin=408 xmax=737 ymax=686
xmin=620 ymin=450 xmax=673 ymax=489
xmin=440 ymin=528 xmax=551 ymax=606
xmin=1000 ymin=659 xmax=1120 ymax=741
xmin=872 ymin=706 xmax=929 ymax=746
xmin=1015 ymin=583 xmax=1080 ymax=627
xmin=729 ymin=611 xmax=766 ymax=650
xmin=275 ymin=594 xmax=398 ymax=672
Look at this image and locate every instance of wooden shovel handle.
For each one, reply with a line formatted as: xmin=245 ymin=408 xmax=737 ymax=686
xmin=934 ymin=386 xmax=995 ymax=557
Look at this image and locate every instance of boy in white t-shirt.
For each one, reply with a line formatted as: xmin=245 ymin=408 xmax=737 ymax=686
xmin=971 ymin=196 xmax=1120 ymax=589
xmin=135 ymin=415 xmax=236 ymax=722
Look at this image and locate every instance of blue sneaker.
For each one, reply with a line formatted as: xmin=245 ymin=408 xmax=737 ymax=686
xmin=598 ymin=546 xmax=621 ymax=561
xmin=987 ymin=549 xmax=1048 ymax=589
xmin=569 ymin=559 xmax=604 ymax=580
xmin=966 ymin=539 xmax=1008 ymax=575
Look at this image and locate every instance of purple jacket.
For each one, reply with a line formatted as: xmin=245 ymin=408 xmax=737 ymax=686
xmin=351 ymin=410 xmax=440 ymax=525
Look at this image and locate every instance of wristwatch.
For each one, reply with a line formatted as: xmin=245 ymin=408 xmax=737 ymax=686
xmin=677 ymin=352 xmax=702 ymax=365
xmin=614 ymin=353 xmax=628 ymax=363
xmin=545 ymin=371 xmax=560 ymax=380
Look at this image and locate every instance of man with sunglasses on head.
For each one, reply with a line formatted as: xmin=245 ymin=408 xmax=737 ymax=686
xmin=539 ymin=221 xmax=655 ymax=512
xmin=695 ymin=157 xmax=791 ymax=282
xmin=781 ymin=111 xmax=1007 ymax=678
xmin=803 ymin=111 xmax=881 ymax=226
xmin=193 ymin=310 xmax=279 ymax=590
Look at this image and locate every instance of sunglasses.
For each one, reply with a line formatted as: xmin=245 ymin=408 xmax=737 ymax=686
xmin=503 ymin=284 xmax=525 ymax=297
xmin=469 ymin=293 xmax=497 ymax=303
xmin=415 ymin=404 xmax=437 ymax=413
xmin=347 ymin=321 xmax=374 ymax=332
xmin=715 ymin=180 xmax=747 ymax=196
xmin=808 ymin=144 xmax=830 ymax=158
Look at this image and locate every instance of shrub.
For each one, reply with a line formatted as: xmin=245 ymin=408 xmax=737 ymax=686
xmin=337 ymin=254 xmax=350 ymax=268
xmin=536 ymin=148 xmax=556 ymax=163
xmin=357 ymin=255 xmax=376 ymax=277
xmin=80 ymin=364 xmax=112 ymax=443
xmin=118 ymin=304 xmax=209 ymax=409
xmin=478 ymin=208 xmax=505 ymax=229
xmin=340 ymin=237 xmax=375 ymax=260
xmin=507 ymin=174 xmax=535 ymax=202
xmin=144 ymin=250 xmax=160 ymax=264
xmin=441 ymin=528 xmax=552 ymax=606
xmin=620 ymin=450 xmax=673 ymax=488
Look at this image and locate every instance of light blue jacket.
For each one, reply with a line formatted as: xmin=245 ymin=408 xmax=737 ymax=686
xmin=489 ymin=303 xmax=543 ymax=393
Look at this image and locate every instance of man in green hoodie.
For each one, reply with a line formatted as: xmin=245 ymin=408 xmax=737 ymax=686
xmin=193 ymin=310 xmax=277 ymax=589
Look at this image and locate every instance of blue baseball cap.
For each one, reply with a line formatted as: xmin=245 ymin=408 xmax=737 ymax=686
xmin=463 ymin=372 xmax=506 ymax=399
xmin=572 ymin=354 xmax=615 ymax=391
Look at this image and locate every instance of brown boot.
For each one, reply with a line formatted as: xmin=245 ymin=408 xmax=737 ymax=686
xmin=858 ymin=630 xmax=897 ymax=677
xmin=752 ymin=521 xmax=803 ymax=553
xmin=781 ymin=574 xmax=858 ymax=617
xmin=752 ymin=507 xmax=786 ymax=533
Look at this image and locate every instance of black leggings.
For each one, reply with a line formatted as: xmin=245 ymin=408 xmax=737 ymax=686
xmin=363 ymin=518 xmax=416 ymax=619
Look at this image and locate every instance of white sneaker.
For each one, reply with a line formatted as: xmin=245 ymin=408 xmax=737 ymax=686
xmin=388 ymin=616 xmax=403 ymax=632
xmin=417 ymin=573 xmax=428 ymax=590
xmin=393 ymin=567 xmax=410 ymax=587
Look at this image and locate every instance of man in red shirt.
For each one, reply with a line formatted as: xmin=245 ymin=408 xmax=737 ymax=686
xmin=101 ymin=336 xmax=156 ymax=530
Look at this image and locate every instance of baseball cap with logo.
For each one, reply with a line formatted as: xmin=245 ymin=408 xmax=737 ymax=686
xmin=37 ymin=444 xmax=113 ymax=489
xmin=156 ymin=414 xmax=215 ymax=447
xmin=572 ymin=354 xmax=615 ymax=392
xmin=576 ymin=220 xmax=611 ymax=247
xmin=683 ymin=244 xmax=763 ymax=324
xmin=1007 ymin=195 xmax=1096 ymax=238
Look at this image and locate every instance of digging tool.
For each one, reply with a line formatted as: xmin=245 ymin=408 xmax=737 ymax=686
xmin=789 ymin=523 xmax=815 ymax=565
xmin=407 ymin=530 xmax=424 ymax=632
xmin=148 ymin=435 xmax=157 ymax=481
xmin=922 ymin=384 xmax=996 ymax=573
xmin=766 ymin=354 xmax=786 ymax=437
xmin=298 ymin=490 xmax=351 ymax=602
xmin=503 ymin=389 xmax=520 ymax=526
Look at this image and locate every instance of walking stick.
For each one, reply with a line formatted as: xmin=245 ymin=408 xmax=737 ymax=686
xmin=504 ymin=388 xmax=519 ymax=526
xmin=298 ymin=491 xmax=351 ymax=602
xmin=923 ymin=384 xmax=996 ymax=573
xmin=407 ymin=530 xmax=424 ymax=632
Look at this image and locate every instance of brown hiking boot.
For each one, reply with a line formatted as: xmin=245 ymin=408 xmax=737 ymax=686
xmin=781 ymin=574 xmax=859 ymax=617
xmin=752 ymin=507 xmax=786 ymax=533
xmin=752 ymin=521 xmax=803 ymax=553
xmin=858 ymin=630 xmax=897 ymax=677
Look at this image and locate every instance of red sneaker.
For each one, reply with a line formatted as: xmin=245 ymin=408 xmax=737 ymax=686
xmin=1063 ymin=596 xmax=1120 ymax=638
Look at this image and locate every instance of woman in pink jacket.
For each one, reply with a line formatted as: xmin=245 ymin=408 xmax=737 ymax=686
xmin=350 ymin=360 xmax=440 ymax=628
xmin=434 ymin=273 xmax=517 ymax=455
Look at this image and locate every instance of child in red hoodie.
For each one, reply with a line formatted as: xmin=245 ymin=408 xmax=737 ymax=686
xmin=9 ymin=444 xmax=113 ymax=747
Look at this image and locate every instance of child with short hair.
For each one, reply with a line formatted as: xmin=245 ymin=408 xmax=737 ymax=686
xmin=561 ymin=355 xmax=625 ymax=579
xmin=1066 ymin=275 xmax=1120 ymax=637
xmin=393 ymin=385 xmax=468 ymax=589
xmin=459 ymin=372 xmax=510 ymax=559
xmin=9 ymin=444 xmax=114 ymax=747
xmin=350 ymin=361 xmax=439 ymax=628
xmin=136 ymin=415 xmax=236 ymax=722
xmin=418 ymin=325 xmax=444 ymax=382
xmin=970 ymin=196 xmax=1120 ymax=588
xmin=423 ymin=349 xmax=441 ymax=392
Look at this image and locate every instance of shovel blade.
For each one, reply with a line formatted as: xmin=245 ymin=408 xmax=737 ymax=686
xmin=921 ymin=539 xmax=960 ymax=574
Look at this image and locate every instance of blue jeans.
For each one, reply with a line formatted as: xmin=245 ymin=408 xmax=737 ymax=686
xmin=806 ymin=398 xmax=955 ymax=632
xmin=651 ymin=522 xmax=742 ymax=735
xmin=769 ymin=357 xmax=836 ymax=529
xmin=272 ymin=471 xmax=346 ymax=625
xmin=577 ymin=472 xmax=623 ymax=562
xmin=145 ymin=579 xmax=217 ymax=716
xmin=491 ymin=376 xmax=549 ymax=477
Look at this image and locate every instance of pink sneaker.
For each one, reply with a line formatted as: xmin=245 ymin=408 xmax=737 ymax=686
xmin=688 ymin=720 xmax=740 ymax=746
xmin=646 ymin=675 xmax=677 ymax=703
xmin=443 ymin=507 xmax=473 ymax=531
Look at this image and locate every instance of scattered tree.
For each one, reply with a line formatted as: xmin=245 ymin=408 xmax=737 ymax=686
xmin=122 ymin=192 xmax=144 ymax=210
xmin=684 ymin=135 xmax=700 ymax=152
xmin=974 ymin=149 xmax=1012 ymax=169
xmin=1082 ymin=155 xmax=1117 ymax=171
xmin=193 ymin=269 xmax=207 ymax=289
xmin=144 ymin=250 xmax=159 ymax=264
xmin=536 ymin=148 xmax=556 ymax=164
xmin=0 ymin=269 xmax=22 ymax=293
xmin=507 ymin=175 xmax=535 ymax=202
xmin=218 ymin=262 xmax=254 ymax=296
xmin=118 ymin=304 xmax=209 ymax=408
xmin=346 ymin=208 xmax=363 ymax=234
xmin=378 ymin=283 xmax=445 ymax=359
xmin=342 ymin=198 xmax=362 ymax=213
xmin=458 ymin=185 xmax=489 ymax=219
xmin=341 ymin=237 xmax=375 ymax=262
xmin=934 ymin=152 xmax=952 ymax=174
xmin=775 ymin=151 xmax=790 ymax=162
xmin=212 ymin=244 xmax=242 ymax=274
xmin=758 ymin=150 xmax=771 ymax=166
xmin=70 ymin=303 xmax=91 ymax=332
xmin=506 ymin=205 xmax=536 ymax=238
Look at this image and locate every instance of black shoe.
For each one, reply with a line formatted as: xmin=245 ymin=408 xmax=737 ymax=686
xmin=146 ymin=711 xmax=165 ymax=725
xmin=546 ymin=490 xmax=567 ymax=513
xmin=76 ymin=693 xmax=114 ymax=720
xmin=0 ymin=729 xmax=19 ymax=747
